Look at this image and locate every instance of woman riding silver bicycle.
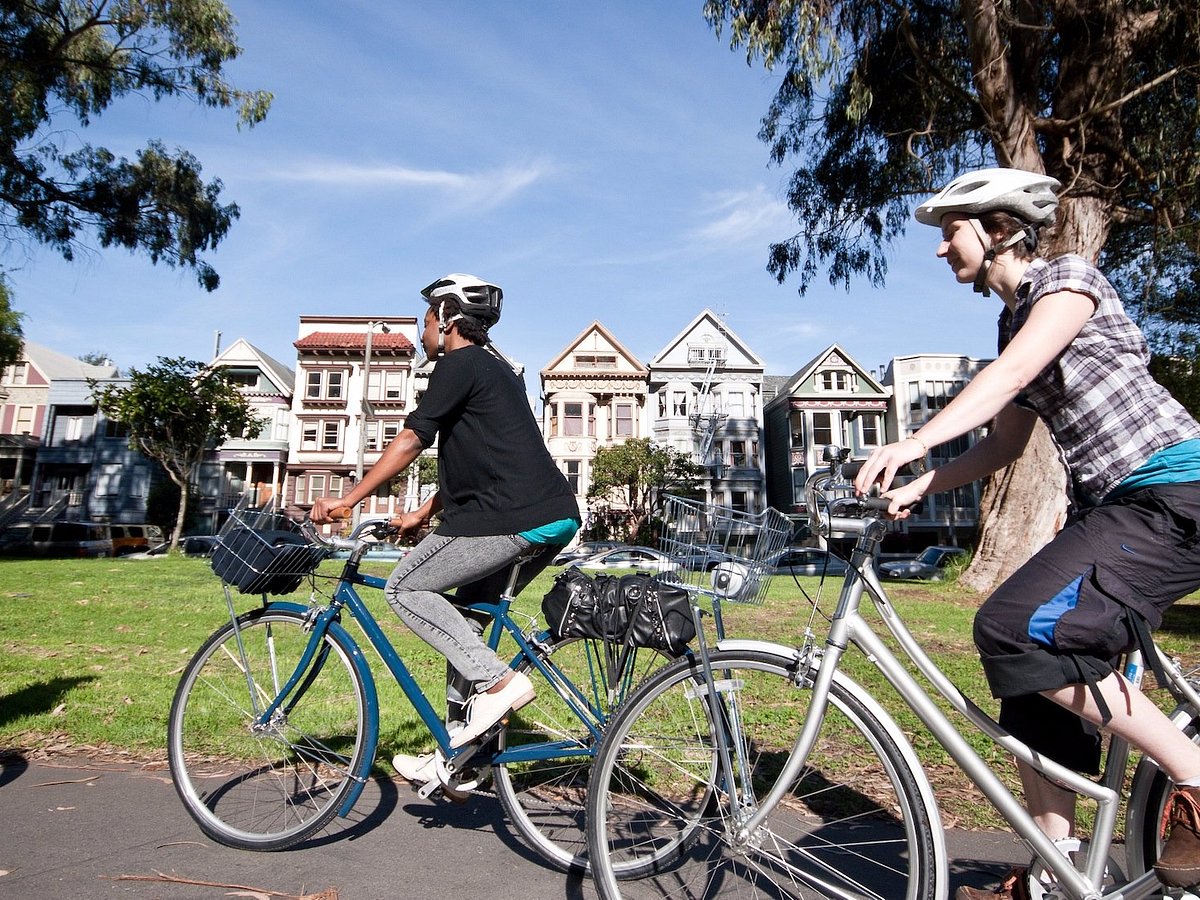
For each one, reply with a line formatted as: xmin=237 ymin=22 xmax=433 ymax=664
xmin=854 ymin=167 xmax=1200 ymax=897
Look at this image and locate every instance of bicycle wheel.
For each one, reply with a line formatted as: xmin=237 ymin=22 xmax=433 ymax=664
xmin=587 ymin=648 xmax=941 ymax=899
xmin=168 ymin=607 xmax=369 ymax=851
xmin=493 ymin=636 xmax=676 ymax=873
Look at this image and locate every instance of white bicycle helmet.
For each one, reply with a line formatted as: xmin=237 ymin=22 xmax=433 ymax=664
xmin=420 ymin=273 xmax=503 ymax=327
xmin=914 ymin=167 xmax=1061 ymax=228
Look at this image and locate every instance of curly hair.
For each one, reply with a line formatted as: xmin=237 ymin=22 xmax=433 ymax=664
xmin=428 ymin=297 xmax=490 ymax=346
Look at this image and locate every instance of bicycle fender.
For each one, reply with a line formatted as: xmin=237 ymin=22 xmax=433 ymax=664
xmin=264 ymin=601 xmax=381 ymax=817
xmin=715 ymin=638 xmax=802 ymax=661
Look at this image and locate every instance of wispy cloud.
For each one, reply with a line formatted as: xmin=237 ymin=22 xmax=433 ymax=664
xmin=689 ymin=185 xmax=795 ymax=247
xmin=263 ymin=158 xmax=560 ymax=213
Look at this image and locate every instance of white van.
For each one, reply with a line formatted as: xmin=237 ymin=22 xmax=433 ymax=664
xmin=111 ymin=524 xmax=165 ymax=556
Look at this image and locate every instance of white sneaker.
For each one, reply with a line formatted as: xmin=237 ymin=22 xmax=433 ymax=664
xmin=392 ymin=752 xmax=470 ymax=803
xmin=449 ymin=672 xmax=535 ymax=748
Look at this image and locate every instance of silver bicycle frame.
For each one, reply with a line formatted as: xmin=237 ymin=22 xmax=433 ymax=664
xmin=728 ymin=513 xmax=1200 ymax=900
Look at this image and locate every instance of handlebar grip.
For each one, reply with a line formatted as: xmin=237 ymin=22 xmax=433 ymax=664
xmin=840 ymin=460 xmax=864 ymax=480
xmin=861 ymin=496 xmax=893 ymax=513
xmin=330 ymin=507 xmax=353 ymax=520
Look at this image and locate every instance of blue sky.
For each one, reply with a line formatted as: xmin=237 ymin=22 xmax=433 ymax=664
xmin=8 ymin=1 xmax=1001 ymax=393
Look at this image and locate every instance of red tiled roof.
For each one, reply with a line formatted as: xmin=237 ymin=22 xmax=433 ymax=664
xmin=293 ymin=332 xmax=415 ymax=353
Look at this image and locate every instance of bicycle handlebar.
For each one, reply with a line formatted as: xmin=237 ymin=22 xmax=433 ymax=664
xmin=298 ymin=515 xmax=402 ymax=555
xmin=802 ymin=444 xmax=918 ymax=539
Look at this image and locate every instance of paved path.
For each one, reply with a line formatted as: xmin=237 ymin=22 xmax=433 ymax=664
xmin=0 ymin=749 xmax=1027 ymax=899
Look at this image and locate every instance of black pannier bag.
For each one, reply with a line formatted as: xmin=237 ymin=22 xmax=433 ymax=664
xmin=541 ymin=568 xmax=695 ymax=655
xmin=541 ymin=566 xmax=603 ymax=639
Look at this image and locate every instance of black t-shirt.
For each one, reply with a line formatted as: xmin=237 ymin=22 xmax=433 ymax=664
xmin=405 ymin=344 xmax=579 ymax=536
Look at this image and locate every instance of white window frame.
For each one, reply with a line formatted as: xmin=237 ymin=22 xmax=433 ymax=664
xmin=300 ymin=418 xmax=344 ymax=451
xmin=614 ymin=402 xmax=634 ymax=437
xmin=14 ymin=405 xmax=34 ymax=435
xmin=304 ymin=368 xmax=346 ymax=401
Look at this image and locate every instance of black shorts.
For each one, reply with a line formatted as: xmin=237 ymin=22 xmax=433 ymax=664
xmin=973 ymin=482 xmax=1200 ymax=772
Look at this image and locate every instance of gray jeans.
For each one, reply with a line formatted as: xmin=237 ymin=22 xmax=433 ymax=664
xmin=384 ymin=531 xmax=558 ymax=719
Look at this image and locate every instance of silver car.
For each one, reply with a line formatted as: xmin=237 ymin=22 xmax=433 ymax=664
xmin=878 ymin=545 xmax=969 ymax=581
xmin=573 ymin=546 xmax=680 ymax=575
xmin=771 ymin=547 xmax=849 ymax=578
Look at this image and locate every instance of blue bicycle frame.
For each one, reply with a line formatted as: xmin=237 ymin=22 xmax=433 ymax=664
xmin=242 ymin=564 xmax=611 ymax=820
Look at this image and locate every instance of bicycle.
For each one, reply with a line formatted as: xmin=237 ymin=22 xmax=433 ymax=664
xmin=166 ymin=499 xmax=675 ymax=871
xmin=585 ymin=445 xmax=1200 ymax=899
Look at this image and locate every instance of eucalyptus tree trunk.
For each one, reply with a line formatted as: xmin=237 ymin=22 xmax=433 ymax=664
xmin=959 ymin=422 xmax=1067 ymax=592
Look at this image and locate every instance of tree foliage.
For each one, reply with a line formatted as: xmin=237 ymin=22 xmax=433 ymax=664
xmin=587 ymin=438 xmax=706 ymax=542
xmin=91 ymin=356 xmax=263 ymax=549
xmin=703 ymin=0 xmax=1200 ymax=327
xmin=0 ymin=275 xmax=22 ymax=370
xmin=704 ymin=0 xmax=1200 ymax=589
xmin=0 ymin=0 xmax=272 ymax=292
xmin=1150 ymin=336 xmax=1200 ymax=419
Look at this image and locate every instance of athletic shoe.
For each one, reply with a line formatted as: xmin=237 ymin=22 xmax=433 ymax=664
xmin=391 ymin=752 xmax=469 ymax=803
xmin=449 ymin=671 xmax=535 ymax=748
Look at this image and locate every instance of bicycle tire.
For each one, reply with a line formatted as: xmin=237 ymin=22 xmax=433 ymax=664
xmin=586 ymin=647 xmax=940 ymax=900
xmin=493 ymin=636 xmax=677 ymax=873
xmin=167 ymin=607 xmax=369 ymax=851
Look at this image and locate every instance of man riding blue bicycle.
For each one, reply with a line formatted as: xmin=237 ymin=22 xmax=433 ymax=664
xmin=312 ymin=273 xmax=580 ymax=795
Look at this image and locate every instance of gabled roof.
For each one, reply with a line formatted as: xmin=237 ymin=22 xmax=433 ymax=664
xmin=21 ymin=340 xmax=118 ymax=382
xmin=213 ymin=338 xmax=296 ymax=393
xmin=648 ymin=309 xmax=763 ymax=370
xmin=766 ymin=343 xmax=888 ymax=410
xmin=541 ymin=321 xmax=647 ymax=377
xmin=293 ymin=332 xmax=415 ymax=355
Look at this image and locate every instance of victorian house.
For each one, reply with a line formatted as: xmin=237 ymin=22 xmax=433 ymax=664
xmin=762 ymin=344 xmax=890 ymax=516
xmin=647 ymin=310 xmax=767 ymax=512
xmin=540 ymin=322 xmax=645 ymax=521
xmin=0 ymin=344 xmax=119 ymax=525
xmin=202 ymin=339 xmax=296 ymax=526
xmin=285 ymin=316 xmax=420 ymax=520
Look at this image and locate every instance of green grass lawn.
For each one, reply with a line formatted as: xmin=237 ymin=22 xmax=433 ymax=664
xmin=1 ymin=553 xmax=1197 ymax=831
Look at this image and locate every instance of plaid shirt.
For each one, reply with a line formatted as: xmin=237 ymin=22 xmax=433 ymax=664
xmin=999 ymin=255 xmax=1200 ymax=506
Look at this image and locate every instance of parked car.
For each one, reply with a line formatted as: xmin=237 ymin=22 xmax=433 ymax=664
xmin=111 ymin=524 xmax=165 ymax=556
xmin=552 ymin=540 xmax=629 ymax=566
xmin=572 ymin=546 xmax=680 ymax=575
xmin=878 ymin=545 xmax=969 ymax=581
xmin=671 ymin=543 xmax=727 ymax=572
xmin=0 ymin=521 xmax=113 ymax=558
xmin=771 ymin=547 xmax=849 ymax=578
xmin=181 ymin=535 xmax=220 ymax=557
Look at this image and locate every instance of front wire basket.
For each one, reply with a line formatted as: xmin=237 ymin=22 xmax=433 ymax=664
xmin=211 ymin=502 xmax=329 ymax=595
xmin=657 ymin=494 xmax=794 ymax=605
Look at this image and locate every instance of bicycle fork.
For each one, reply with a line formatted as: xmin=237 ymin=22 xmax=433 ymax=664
xmin=686 ymin=605 xmax=774 ymax=848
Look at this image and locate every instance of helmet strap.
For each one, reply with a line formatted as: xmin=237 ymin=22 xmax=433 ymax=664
xmin=968 ymin=219 xmax=993 ymax=296
xmin=968 ymin=220 xmax=1029 ymax=297
xmin=434 ymin=301 xmax=452 ymax=359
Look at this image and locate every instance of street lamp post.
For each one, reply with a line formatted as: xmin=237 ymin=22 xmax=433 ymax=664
xmin=354 ymin=320 xmax=389 ymax=526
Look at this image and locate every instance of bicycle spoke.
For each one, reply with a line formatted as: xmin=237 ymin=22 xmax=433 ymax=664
xmin=169 ymin=610 xmax=367 ymax=851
